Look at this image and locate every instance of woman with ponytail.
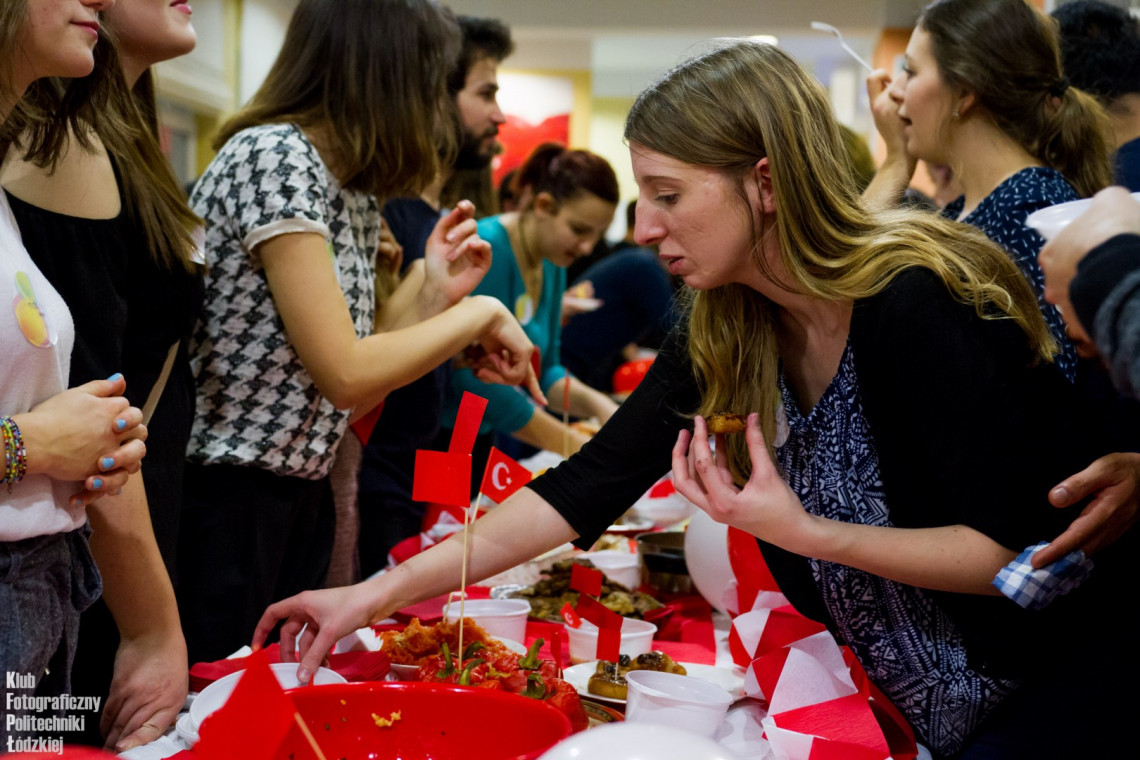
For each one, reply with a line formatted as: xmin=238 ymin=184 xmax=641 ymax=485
xmin=441 ymin=142 xmax=619 ymax=464
xmin=867 ymin=0 xmax=1115 ymax=382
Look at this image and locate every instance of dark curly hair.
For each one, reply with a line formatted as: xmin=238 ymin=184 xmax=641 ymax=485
xmin=1053 ymin=0 xmax=1140 ymax=107
xmin=446 ymin=16 xmax=514 ymax=97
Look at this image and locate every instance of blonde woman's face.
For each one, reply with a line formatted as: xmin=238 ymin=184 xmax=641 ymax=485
xmin=104 ymin=0 xmax=196 ymax=70
xmin=889 ymin=28 xmax=956 ymax=165
xmin=16 ymin=0 xmax=112 ymax=84
xmin=630 ymin=143 xmax=755 ymax=290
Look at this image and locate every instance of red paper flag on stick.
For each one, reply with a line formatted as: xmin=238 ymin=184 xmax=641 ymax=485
xmin=577 ymin=593 xmax=623 ymax=663
xmin=412 ymin=450 xmax=471 ymax=507
xmin=448 ymin=392 xmax=488 ymax=455
xmin=479 ymin=447 xmax=532 ymax=503
xmin=192 ymin=649 xmax=298 ymax=760
xmin=569 ymin=562 xmax=604 ymax=598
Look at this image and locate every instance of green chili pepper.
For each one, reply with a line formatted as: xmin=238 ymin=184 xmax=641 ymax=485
xmin=436 ymin=643 xmax=456 ymax=678
xmin=462 ymin=641 xmax=486 ymax=660
xmin=522 ymin=672 xmax=547 ymax=699
xmin=519 ymin=638 xmax=545 ymax=671
xmin=458 ymin=658 xmax=485 ymax=686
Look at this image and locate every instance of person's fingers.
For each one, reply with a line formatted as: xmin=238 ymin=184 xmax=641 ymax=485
xmin=111 ymin=406 xmax=145 ymax=437
xmin=296 ymin=626 xmax=340 ymax=685
xmin=74 ymin=373 xmax=128 ymax=399
xmin=1048 ymin=464 xmax=1106 ymax=507
xmin=1031 ymin=511 xmax=1096 ymax=567
xmin=100 ymin=439 xmax=147 ymax=476
xmin=522 ymin=362 xmax=546 ymax=405
xmin=866 ymin=68 xmax=892 ymax=94
xmin=671 ymin=429 xmax=705 ymax=506
xmin=115 ymin=713 xmax=174 ymax=753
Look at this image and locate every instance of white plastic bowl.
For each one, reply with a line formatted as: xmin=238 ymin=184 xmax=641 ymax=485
xmin=625 ymin=669 xmax=733 ymax=738
xmin=1026 ymin=192 xmax=1140 ymax=241
xmin=537 ymin=722 xmax=741 ymax=760
xmin=564 ymin=618 xmax=657 ymax=665
xmin=580 ymin=550 xmax=641 ymax=590
xmin=442 ymin=597 xmax=530 ymax=643
xmin=189 ymin=662 xmax=345 ymax=731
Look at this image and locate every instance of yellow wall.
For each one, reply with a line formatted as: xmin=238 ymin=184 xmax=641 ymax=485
xmin=589 ymin=96 xmax=638 ymax=212
xmin=193 ymin=0 xmax=242 ymax=176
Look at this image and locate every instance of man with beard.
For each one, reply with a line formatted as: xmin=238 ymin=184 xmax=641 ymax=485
xmin=355 ymin=16 xmax=515 ymax=576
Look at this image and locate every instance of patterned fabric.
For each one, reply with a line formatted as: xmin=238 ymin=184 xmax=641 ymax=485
xmin=774 ymin=343 xmax=1018 ymax=757
xmin=943 ymin=167 xmax=1078 ymax=381
xmin=187 ymin=123 xmax=379 ymax=479
xmin=993 ymin=541 xmax=1093 ymax=611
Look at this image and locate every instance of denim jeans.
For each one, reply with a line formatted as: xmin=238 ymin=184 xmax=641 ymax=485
xmin=0 ymin=526 xmax=101 ymax=747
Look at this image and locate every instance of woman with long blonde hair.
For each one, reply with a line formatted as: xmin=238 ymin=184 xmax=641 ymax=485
xmin=255 ymin=40 xmax=1133 ymax=758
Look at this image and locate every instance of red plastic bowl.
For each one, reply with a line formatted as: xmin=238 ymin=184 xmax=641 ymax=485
xmin=281 ymin=681 xmax=572 ymax=760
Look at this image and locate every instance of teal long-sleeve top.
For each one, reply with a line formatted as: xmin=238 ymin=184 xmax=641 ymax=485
xmin=442 ymin=215 xmax=569 ymax=434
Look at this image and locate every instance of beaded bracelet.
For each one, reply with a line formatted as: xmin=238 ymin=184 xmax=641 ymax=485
xmin=2 ymin=415 xmax=28 ymax=492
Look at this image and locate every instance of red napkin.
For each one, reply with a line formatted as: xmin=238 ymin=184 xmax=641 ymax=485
xmin=643 ymin=595 xmax=717 ymax=665
xmin=188 ymin=644 xmax=390 ymax=693
xmin=390 ymin=587 xmax=492 ymax=624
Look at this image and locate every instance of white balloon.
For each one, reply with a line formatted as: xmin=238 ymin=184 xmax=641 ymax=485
xmin=537 ymin=722 xmax=741 ymax=760
xmin=684 ymin=509 xmax=735 ymax=615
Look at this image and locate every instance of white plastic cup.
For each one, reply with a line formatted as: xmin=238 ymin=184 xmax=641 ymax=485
xmin=564 ymin=617 xmax=657 ymax=665
xmin=1026 ymin=192 xmax=1140 ymax=241
xmin=442 ymin=597 xmax=530 ymax=643
xmin=625 ymin=669 xmax=733 ymax=738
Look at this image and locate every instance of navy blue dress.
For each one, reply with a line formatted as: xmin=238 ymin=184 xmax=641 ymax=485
xmin=943 ymin=167 xmax=1078 ymax=380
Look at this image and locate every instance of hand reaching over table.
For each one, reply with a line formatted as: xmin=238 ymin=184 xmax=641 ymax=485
xmin=1032 ymin=451 xmax=1140 ymax=567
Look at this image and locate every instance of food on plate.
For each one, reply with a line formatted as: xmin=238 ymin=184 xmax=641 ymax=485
xmin=418 ymin=638 xmax=589 ymax=732
xmin=378 ymin=617 xmax=513 ymax=667
xmin=586 ymin=660 xmax=627 ymax=700
xmin=569 ymin=419 xmax=600 ymax=437
xmin=706 ymin=412 xmax=746 ymax=434
xmin=585 ymin=651 xmax=688 ymax=700
xmin=504 ymin=559 xmax=663 ymax=622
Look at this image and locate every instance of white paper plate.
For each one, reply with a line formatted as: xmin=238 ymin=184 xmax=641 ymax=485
xmin=563 ymin=296 xmax=604 ymax=311
xmin=562 ymin=661 xmax=746 ymax=706
xmin=1026 ymin=192 xmax=1140 ymax=241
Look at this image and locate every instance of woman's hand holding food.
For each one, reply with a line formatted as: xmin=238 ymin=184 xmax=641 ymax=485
xmin=672 ymin=413 xmax=821 ymax=556
xmin=12 ymin=374 xmax=147 ymax=507
xmin=423 ymin=200 xmax=493 ymax=312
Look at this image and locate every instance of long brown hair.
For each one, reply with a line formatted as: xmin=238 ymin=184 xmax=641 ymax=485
xmin=215 ymin=0 xmax=460 ymax=200
xmin=625 ymin=41 xmax=1055 ymax=481
xmin=920 ymin=0 xmax=1114 ymax=198
xmin=1 ymin=27 xmax=202 ymax=273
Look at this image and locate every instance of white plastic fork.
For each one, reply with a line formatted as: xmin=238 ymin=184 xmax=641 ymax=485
xmin=811 ymin=21 xmax=875 ymax=73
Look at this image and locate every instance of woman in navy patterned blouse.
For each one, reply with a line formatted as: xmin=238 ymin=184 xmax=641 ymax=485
xmin=866 ymin=0 xmax=1116 ymax=382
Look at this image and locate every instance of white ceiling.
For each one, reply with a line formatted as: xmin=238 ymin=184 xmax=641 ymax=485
xmin=446 ymin=0 xmax=929 ymax=97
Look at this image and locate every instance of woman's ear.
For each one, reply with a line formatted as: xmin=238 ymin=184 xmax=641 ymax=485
xmin=532 ymin=191 xmax=559 ymax=217
xmin=955 ymin=89 xmax=977 ymax=119
xmin=753 ymin=158 xmax=777 ymax=215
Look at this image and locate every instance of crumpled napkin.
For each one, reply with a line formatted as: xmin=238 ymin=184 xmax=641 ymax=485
xmin=188 ymin=643 xmax=390 ymax=693
xmin=992 ymin=541 xmax=1093 ymax=610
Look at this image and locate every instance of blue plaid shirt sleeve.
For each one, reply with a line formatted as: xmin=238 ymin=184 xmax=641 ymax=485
xmin=993 ymin=542 xmax=1094 ymax=611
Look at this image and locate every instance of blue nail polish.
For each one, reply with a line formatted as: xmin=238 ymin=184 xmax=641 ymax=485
xmin=92 ymin=478 xmax=103 ymax=490
xmin=116 ymin=419 xmax=126 ymax=431
xmin=107 ymin=372 xmax=123 ymax=382
xmin=101 ymin=457 xmax=114 ymax=470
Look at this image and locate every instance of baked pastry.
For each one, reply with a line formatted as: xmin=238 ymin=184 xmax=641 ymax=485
xmin=706 ymin=412 xmax=747 ymax=434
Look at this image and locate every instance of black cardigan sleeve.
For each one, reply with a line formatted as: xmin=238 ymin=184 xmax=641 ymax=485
xmin=528 ymin=324 xmax=701 ymax=548
xmin=849 ymin=268 xmax=1104 ymax=549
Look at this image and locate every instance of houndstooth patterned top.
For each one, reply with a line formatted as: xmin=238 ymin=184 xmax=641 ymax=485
xmin=186 ymin=124 xmax=379 ymax=479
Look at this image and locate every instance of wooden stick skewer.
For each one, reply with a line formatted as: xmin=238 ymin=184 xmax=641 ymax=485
xmin=561 ymin=376 xmax=571 ymax=458
xmin=293 ymin=712 xmax=329 ymax=760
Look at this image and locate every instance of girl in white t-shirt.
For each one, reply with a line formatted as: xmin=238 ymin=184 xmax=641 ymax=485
xmin=1 ymin=0 xmax=147 ymax=741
